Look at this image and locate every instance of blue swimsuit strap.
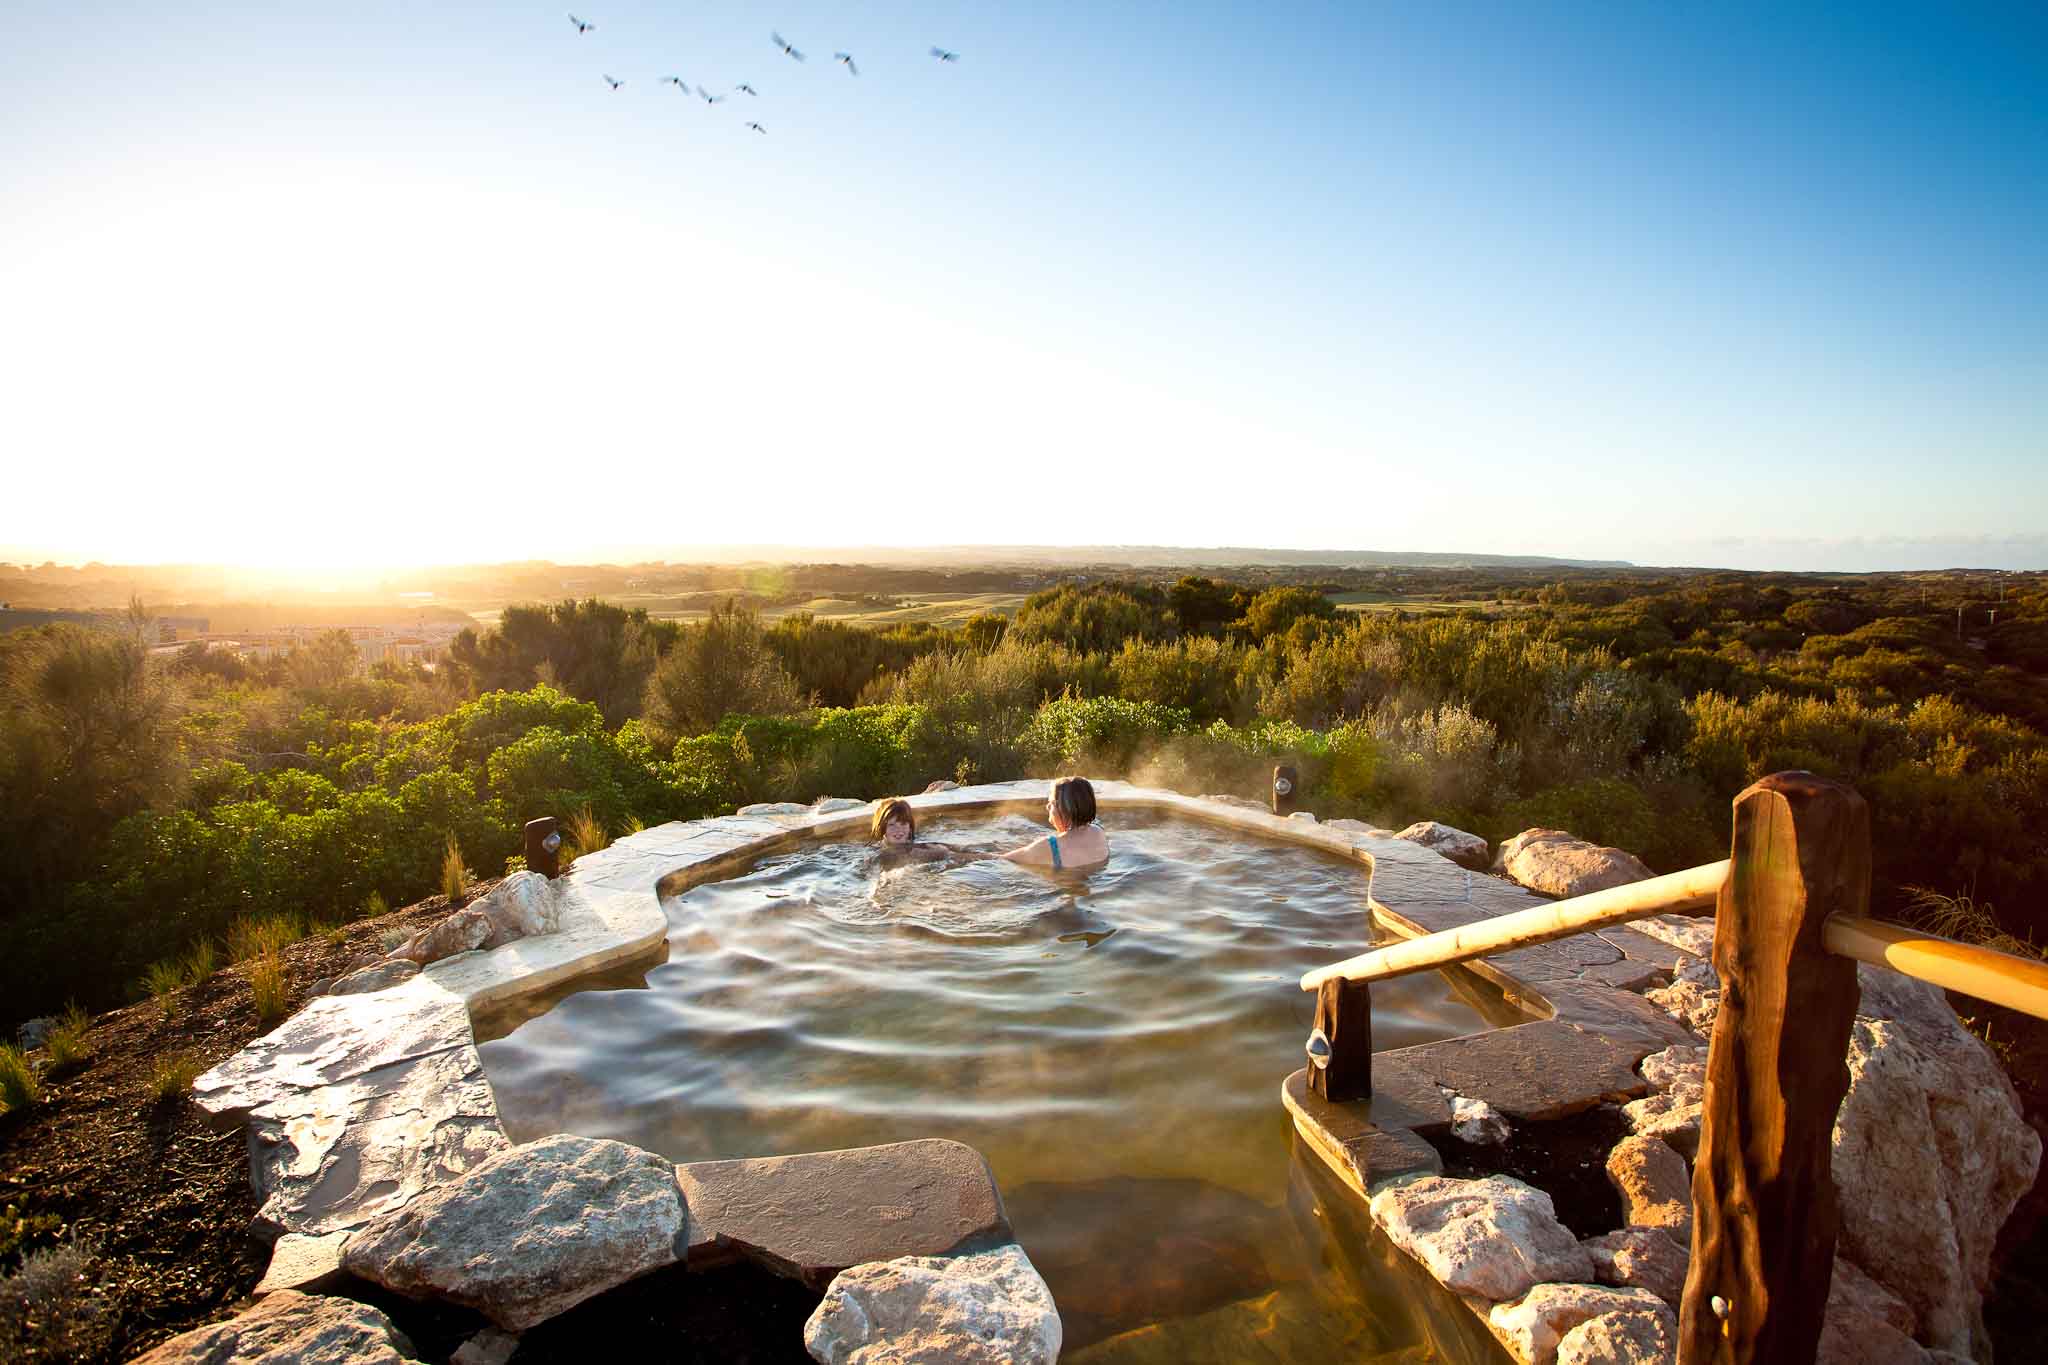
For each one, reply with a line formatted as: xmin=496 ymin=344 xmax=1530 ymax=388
xmin=1048 ymin=833 xmax=1061 ymax=870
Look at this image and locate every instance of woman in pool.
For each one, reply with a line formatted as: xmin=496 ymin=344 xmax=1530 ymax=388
xmin=999 ymin=776 xmax=1108 ymax=870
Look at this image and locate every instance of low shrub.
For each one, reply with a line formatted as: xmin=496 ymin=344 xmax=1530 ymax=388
xmin=0 ymin=1239 xmax=103 ymax=1363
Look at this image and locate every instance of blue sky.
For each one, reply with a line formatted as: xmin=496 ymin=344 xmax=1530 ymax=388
xmin=2 ymin=2 xmax=2043 ymax=570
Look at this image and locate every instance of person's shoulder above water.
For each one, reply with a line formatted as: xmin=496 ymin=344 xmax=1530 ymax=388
xmin=999 ymin=777 xmax=1109 ymax=869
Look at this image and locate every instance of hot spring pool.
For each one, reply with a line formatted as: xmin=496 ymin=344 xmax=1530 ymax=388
xmin=480 ymin=812 xmax=1515 ymax=1357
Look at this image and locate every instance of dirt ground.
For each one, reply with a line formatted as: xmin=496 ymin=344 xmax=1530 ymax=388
xmin=0 ymin=889 xmax=479 ymax=1363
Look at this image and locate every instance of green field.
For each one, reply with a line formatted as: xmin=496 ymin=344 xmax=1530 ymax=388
xmin=464 ymin=591 xmax=1027 ymax=631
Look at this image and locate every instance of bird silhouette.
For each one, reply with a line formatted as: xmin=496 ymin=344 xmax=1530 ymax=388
xmin=746 ymin=121 xmax=766 ymax=134
xmin=772 ymin=32 xmax=805 ymax=61
xmin=697 ymin=86 xmax=726 ymax=103
xmin=568 ymin=14 xmax=595 ymax=34
xmin=930 ymin=47 xmax=958 ymax=63
xmin=834 ymin=52 xmax=859 ymax=76
xmin=661 ymin=75 xmax=689 ymax=90
xmin=603 ymin=74 xmax=623 ymax=90
xmin=735 ymin=83 xmax=758 ymax=96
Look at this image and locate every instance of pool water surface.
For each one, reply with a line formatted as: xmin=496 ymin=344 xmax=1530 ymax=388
xmin=480 ymin=812 xmax=1509 ymax=1357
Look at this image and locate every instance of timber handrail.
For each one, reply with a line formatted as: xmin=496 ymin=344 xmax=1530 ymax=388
xmin=1298 ymin=859 xmax=1728 ymax=992
xmin=1825 ymin=913 xmax=2048 ymax=1019
xmin=1299 ymin=861 xmax=2048 ymax=1021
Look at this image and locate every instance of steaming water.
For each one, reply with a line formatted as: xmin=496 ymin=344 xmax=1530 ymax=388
xmin=480 ymin=813 xmax=1508 ymax=1358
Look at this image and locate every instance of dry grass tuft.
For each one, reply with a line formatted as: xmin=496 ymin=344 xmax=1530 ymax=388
xmin=43 ymin=1004 xmax=91 ymax=1071
xmin=146 ymin=1052 xmax=203 ymax=1104
xmin=441 ymin=833 xmax=473 ymax=903
xmin=0 ymin=1045 xmax=40 ymax=1114
xmin=1904 ymin=885 xmax=2045 ymax=960
xmin=248 ymin=951 xmax=289 ymax=1030
xmin=227 ymin=914 xmax=304 ymax=964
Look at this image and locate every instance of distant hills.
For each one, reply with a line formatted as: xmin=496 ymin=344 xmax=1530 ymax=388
xmin=607 ymin=544 xmax=1640 ymax=570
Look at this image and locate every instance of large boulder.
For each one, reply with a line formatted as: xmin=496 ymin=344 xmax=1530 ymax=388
xmin=386 ymin=872 xmax=562 ymax=965
xmin=677 ymin=1139 xmax=1010 ymax=1288
xmin=1494 ymin=828 xmax=1653 ymax=898
xmin=1554 ymin=1303 xmax=1679 ymax=1365
xmin=1581 ymin=1227 xmax=1688 ymax=1307
xmin=1369 ymin=1175 xmax=1594 ymax=1301
xmin=1394 ymin=821 xmax=1491 ymax=870
xmin=342 ymin=1134 xmax=686 ymax=1331
xmin=1605 ymin=1135 xmax=1692 ymax=1240
xmin=804 ymin=1242 xmax=1061 ymax=1365
xmin=1832 ymin=1010 xmax=2039 ymax=1355
xmin=130 ymin=1290 xmax=417 ymax=1364
xmin=1488 ymin=1283 xmax=1669 ymax=1365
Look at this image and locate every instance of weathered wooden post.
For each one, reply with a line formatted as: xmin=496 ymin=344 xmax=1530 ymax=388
xmin=1307 ymin=977 xmax=1372 ymax=1102
xmin=524 ymin=815 xmax=563 ymax=879
xmin=1679 ymin=772 xmax=1867 ymax=1364
xmin=1272 ymin=764 xmax=1299 ymax=816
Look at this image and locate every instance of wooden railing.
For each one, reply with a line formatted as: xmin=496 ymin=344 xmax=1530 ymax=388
xmin=1296 ymin=771 xmax=2048 ymax=1364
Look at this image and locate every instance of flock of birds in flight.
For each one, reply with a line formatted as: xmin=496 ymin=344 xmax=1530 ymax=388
xmin=566 ymin=14 xmax=960 ymax=135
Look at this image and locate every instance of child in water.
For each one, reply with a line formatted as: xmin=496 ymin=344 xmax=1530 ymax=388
xmin=871 ymin=798 xmax=953 ymax=866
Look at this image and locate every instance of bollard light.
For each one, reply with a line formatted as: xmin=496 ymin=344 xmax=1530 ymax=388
xmin=1272 ymin=764 xmax=1298 ymax=816
xmin=525 ymin=815 xmax=562 ymax=879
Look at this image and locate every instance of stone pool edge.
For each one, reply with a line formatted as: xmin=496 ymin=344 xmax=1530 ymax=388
xmin=192 ymin=777 xmax=1663 ymax=1355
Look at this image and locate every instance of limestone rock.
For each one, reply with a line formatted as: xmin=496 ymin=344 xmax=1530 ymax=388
xmin=1832 ymin=1013 xmax=2041 ymax=1354
xmin=473 ymin=871 xmax=562 ymax=949
xmin=804 ymin=1242 xmax=1061 ymax=1365
xmin=1449 ymin=1094 xmax=1511 ymax=1145
xmin=129 ymin=1289 xmax=418 ymax=1364
xmin=678 ymin=1139 xmax=1010 ymax=1288
xmin=1488 ymin=1283 xmax=1668 ymax=1365
xmin=922 ymin=781 xmax=959 ymax=794
xmin=248 ymin=1045 xmax=507 ymax=1238
xmin=813 ymin=797 xmax=867 ymax=813
xmin=1644 ymin=957 xmax=1720 ymax=1037
xmin=193 ymin=985 xmax=472 ymax=1127
xmin=1554 ymin=1303 xmax=1679 ymax=1365
xmin=1829 ymin=1254 xmax=1917 ymax=1336
xmin=1623 ymin=1046 xmax=1707 ymax=1159
xmin=1369 ymin=1175 xmax=1593 ymax=1302
xmin=1394 ymin=821 xmax=1491 ymax=870
xmin=1627 ymin=914 xmax=1715 ymax=959
xmin=1494 ymin=828 xmax=1654 ymax=898
xmin=1622 ymin=1092 xmax=1702 ymax=1161
xmin=1324 ymin=818 xmax=1390 ymax=837
xmin=1817 ymin=1304 xmax=1937 ymax=1365
xmin=387 ymin=906 xmax=492 ymax=966
xmin=738 ymin=801 xmax=811 ymax=816
xmin=252 ymin=1230 xmax=352 ymax=1298
xmin=1582 ymin=1227 xmax=1688 ymax=1307
xmin=1606 ymin=1135 xmax=1692 ymax=1239
xmin=342 ymin=1133 xmax=686 ymax=1331
xmin=451 ymin=1328 xmax=521 ymax=1365
xmin=322 ymin=959 xmax=421 ymax=997
xmin=17 ymin=1015 xmax=55 ymax=1049
xmin=1201 ymin=794 xmax=1266 ymax=812
xmin=1288 ymin=810 xmax=1319 ymax=823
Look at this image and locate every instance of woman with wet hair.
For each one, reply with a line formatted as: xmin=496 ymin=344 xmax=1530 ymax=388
xmin=1000 ymin=776 xmax=1108 ymax=870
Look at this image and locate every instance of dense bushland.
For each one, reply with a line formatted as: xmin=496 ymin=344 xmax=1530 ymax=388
xmin=3 ymin=570 xmax=2043 ymax=1028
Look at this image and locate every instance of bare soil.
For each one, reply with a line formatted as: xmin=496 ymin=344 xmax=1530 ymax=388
xmin=0 ymin=889 xmax=480 ymax=1363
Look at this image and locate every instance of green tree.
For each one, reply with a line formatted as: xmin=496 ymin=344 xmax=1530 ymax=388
xmin=642 ymin=601 xmax=807 ymax=744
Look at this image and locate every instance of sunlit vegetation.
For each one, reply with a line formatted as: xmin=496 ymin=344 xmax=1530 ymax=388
xmin=0 ymin=1045 xmax=40 ymax=1114
xmin=247 ymin=951 xmax=288 ymax=1030
xmin=43 ymin=1005 xmax=91 ymax=1071
xmin=2 ymin=568 xmax=2043 ymax=1026
xmin=145 ymin=1053 xmax=202 ymax=1105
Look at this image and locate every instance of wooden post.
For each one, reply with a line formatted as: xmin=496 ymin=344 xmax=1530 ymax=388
xmin=1679 ymin=772 xmax=1867 ymax=1364
xmin=524 ymin=815 xmax=562 ymax=879
xmin=1308 ymin=977 xmax=1372 ymax=1102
